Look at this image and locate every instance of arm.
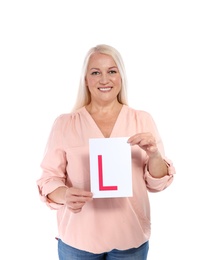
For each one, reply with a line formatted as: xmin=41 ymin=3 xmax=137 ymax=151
xmin=147 ymin=150 xmax=168 ymax=178
xmin=47 ymin=186 xmax=68 ymax=205
xmin=128 ymin=132 xmax=168 ymax=178
xmin=37 ymin=114 xmax=93 ymax=212
xmin=47 ymin=186 xmax=93 ymax=213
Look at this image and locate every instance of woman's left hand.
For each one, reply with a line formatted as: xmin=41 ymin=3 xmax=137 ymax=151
xmin=127 ymin=133 xmax=159 ymax=157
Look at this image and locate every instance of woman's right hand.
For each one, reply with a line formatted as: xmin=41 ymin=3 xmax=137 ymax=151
xmin=65 ymin=187 xmax=93 ymax=213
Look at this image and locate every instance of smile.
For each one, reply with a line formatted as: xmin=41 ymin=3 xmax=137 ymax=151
xmin=98 ymin=87 xmax=112 ymax=92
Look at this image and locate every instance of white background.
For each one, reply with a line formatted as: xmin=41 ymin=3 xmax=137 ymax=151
xmin=0 ymin=0 xmax=208 ymax=259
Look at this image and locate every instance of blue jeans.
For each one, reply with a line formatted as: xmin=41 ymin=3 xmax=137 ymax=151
xmin=58 ymin=239 xmax=149 ymax=260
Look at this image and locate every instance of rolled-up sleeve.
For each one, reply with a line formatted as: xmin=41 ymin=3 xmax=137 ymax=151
xmin=144 ymin=157 xmax=176 ymax=192
xmin=139 ymin=111 xmax=176 ymax=192
xmin=37 ymin=115 xmax=68 ymax=209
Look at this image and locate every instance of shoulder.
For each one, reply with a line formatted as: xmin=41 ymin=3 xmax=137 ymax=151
xmin=123 ymin=106 xmax=157 ymax=131
xmin=52 ymin=107 xmax=86 ymax=127
xmin=53 ymin=113 xmax=72 ymax=124
xmin=124 ymin=105 xmax=153 ymax=119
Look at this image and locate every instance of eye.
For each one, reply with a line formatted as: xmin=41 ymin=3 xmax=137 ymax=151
xmin=91 ymin=71 xmax=100 ymax=75
xmin=109 ymin=70 xmax=117 ymax=74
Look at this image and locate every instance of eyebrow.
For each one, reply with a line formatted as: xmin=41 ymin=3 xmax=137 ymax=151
xmin=90 ymin=66 xmax=118 ymax=70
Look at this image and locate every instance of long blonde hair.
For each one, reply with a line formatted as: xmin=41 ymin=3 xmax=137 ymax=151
xmin=71 ymin=44 xmax=128 ymax=111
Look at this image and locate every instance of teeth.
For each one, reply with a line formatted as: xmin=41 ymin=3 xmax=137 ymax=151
xmin=99 ymin=87 xmax=111 ymax=91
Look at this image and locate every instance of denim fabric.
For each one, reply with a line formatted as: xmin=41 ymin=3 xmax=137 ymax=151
xmin=58 ymin=239 xmax=149 ymax=260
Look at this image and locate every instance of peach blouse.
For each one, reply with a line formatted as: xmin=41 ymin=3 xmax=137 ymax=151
xmin=37 ymin=105 xmax=175 ymax=253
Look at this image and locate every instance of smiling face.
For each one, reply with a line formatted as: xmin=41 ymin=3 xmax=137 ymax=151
xmin=85 ymin=53 xmax=122 ymax=106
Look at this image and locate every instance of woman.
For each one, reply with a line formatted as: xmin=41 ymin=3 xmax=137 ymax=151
xmin=37 ymin=44 xmax=175 ymax=259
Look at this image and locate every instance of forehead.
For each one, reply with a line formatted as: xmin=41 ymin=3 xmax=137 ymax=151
xmin=88 ymin=53 xmax=117 ymax=68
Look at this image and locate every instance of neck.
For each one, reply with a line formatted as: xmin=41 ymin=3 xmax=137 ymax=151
xmin=86 ymin=101 xmax=122 ymax=115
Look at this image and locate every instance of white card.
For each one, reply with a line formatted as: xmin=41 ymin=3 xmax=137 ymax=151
xmin=89 ymin=137 xmax=133 ymax=198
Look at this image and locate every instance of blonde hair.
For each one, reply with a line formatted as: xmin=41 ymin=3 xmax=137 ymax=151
xmin=71 ymin=44 xmax=128 ymax=111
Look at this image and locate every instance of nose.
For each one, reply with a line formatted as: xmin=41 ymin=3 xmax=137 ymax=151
xmin=99 ymin=73 xmax=109 ymax=84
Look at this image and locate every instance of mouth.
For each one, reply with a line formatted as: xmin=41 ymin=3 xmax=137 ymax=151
xmin=98 ymin=87 xmax=112 ymax=92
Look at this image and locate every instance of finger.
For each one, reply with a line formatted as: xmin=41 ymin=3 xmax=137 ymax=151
xmin=67 ymin=205 xmax=83 ymax=213
xmin=128 ymin=134 xmax=153 ymax=146
xmin=70 ymin=208 xmax=82 ymax=213
xmin=139 ymin=139 xmax=156 ymax=147
xmin=127 ymin=137 xmax=142 ymax=146
xmin=68 ymin=201 xmax=85 ymax=210
xmin=67 ymin=201 xmax=87 ymax=213
xmin=127 ymin=134 xmax=142 ymax=144
xmin=67 ymin=187 xmax=93 ymax=199
xmin=66 ymin=195 xmax=92 ymax=206
xmin=65 ymin=188 xmax=93 ymax=207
